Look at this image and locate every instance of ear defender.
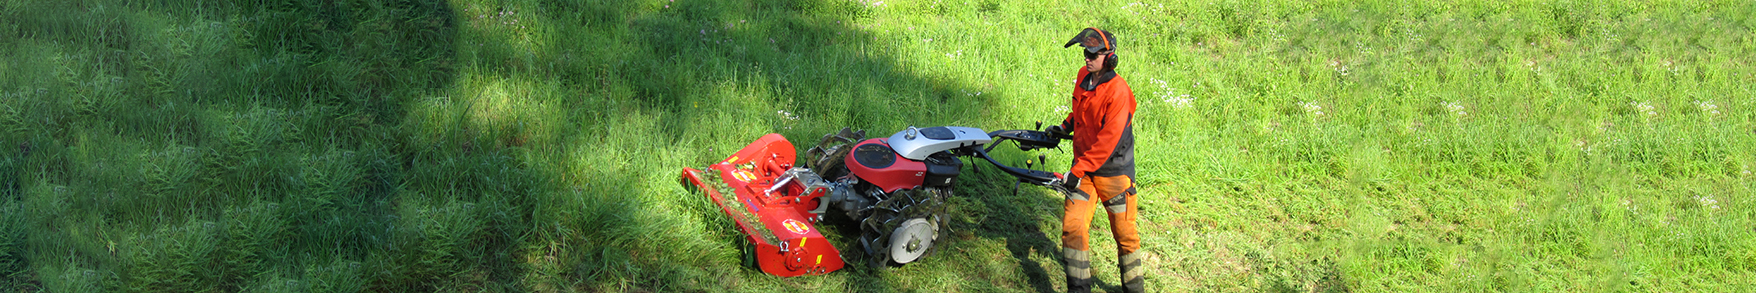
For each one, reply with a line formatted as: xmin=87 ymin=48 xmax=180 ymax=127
xmin=1106 ymin=52 xmax=1119 ymax=71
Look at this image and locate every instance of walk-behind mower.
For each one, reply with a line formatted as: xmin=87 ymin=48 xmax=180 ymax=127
xmin=680 ymin=124 xmax=1070 ymax=277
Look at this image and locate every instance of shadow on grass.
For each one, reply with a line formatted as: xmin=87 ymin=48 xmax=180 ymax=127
xmin=950 ymin=165 xmax=1065 ymax=293
xmin=3 ymin=0 xmax=1017 ymax=291
xmin=0 ymin=0 xmax=510 ymax=291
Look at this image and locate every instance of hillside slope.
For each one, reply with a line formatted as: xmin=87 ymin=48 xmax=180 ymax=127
xmin=2 ymin=0 xmax=1752 ymax=291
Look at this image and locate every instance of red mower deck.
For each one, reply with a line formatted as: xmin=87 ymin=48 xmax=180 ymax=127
xmin=679 ymin=134 xmax=845 ymax=277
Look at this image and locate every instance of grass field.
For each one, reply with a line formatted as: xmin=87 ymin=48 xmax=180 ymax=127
xmin=2 ymin=0 xmax=1753 ymax=291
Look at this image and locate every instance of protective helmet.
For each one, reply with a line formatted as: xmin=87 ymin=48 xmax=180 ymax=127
xmin=1063 ymin=27 xmax=1119 ymax=71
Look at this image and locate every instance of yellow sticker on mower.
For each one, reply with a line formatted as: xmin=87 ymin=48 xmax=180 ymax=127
xmin=782 ymin=219 xmax=810 ymax=235
xmin=732 ymin=169 xmax=756 ymax=182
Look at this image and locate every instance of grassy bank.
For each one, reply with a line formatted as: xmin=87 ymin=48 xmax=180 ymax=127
xmin=2 ymin=0 xmax=1752 ymax=291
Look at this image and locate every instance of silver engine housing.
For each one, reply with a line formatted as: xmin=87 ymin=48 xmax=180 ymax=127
xmin=885 ymin=126 xmax=991 ymax=160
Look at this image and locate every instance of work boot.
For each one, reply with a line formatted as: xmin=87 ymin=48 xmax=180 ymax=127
xmin=1067 ymin=277 xmax=1092 ymax=293
xmin=1064 ymin=248 xmax=1092 ymax=293
xmin=1119 ymin=251 xmax=1146 ymax=293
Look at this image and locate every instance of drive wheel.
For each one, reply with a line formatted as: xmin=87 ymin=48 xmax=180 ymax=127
xmin=888 ymin=218 xmax=937 ymax=264
xmin=858 ymin=187 xmax=951 ymax=267
xmin=804 ymin=128 xmax=865 ymax=178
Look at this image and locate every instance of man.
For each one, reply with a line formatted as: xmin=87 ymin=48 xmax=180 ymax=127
xmin=1047 ymin=27 xmax=1143 ymax=293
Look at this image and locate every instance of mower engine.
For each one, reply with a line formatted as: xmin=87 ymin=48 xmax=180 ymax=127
xmin=681 ymin=126 xmax=1064 ymax=276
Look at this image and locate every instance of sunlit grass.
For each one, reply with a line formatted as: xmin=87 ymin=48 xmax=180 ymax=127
xmin=2 ymin=0 xmax=1753 ymax=292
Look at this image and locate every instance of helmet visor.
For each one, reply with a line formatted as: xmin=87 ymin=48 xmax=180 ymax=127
xmin=1063 ymin=28 xmax=1112 ymax=53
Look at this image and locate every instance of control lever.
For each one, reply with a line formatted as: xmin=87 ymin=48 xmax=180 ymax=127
xmin=1035 ymin=121 xmax=1043 ymax=131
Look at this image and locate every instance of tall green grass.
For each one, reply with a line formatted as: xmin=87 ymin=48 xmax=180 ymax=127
xmin=2 ymin=0 xmax=1752 ymax=292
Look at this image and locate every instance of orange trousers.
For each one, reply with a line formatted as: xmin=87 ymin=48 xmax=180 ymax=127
xmin=1062 ymin=174 xmax=1144 ymax=292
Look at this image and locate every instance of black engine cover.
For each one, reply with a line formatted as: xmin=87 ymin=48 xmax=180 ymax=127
xmin=853 ymin=143 xmax=896 ymax=169
xmin=922 ymin=152 xmax=962 ymax=187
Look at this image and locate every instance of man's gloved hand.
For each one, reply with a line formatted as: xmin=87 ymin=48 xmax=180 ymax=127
xmin=1045 ymin=124 xmax=1071 ymax=138
xmin=1054 ymin=172 xmax=1081 ymax=191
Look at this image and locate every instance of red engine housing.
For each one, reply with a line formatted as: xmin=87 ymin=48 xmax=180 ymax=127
xmin=844 ymin=138 xmax=927 ymax=193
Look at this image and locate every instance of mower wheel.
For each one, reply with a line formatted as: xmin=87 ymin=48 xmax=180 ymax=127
xmin=888 ymin=218 xmax=938 ymax=264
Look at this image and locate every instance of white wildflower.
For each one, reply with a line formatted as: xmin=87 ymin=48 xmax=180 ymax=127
xmin=1441 ymin=101 xmax=1467 ymax=116
xmin=777 ymin=110 xmax=798 ymax=121
xmin=1631 ymin=101 xmax=1657 ymax=117
xmin=1150 ymin=78 xmax=1194 ymax=109
xmin=1327 ymin=59 xmax=1352 ymax=75
xmin=1695 ymin=195 xmax=1720 ymax=211
xmin=1694 ymin=100 xmax=1720 ymax=115
xmin=1299 ymin=101 xmax=1323 ymax=117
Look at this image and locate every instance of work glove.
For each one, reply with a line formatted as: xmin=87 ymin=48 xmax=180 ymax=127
xmin=1045 ymin=124 xmax=1071 ymax=138
xmin=1063 ymin=174 xmax=1082 ymax=191
xmin=1052 ymin=172 xmax=1090 ymax=201
xmin=1051 ymin=172 xmax=1081 ymax=190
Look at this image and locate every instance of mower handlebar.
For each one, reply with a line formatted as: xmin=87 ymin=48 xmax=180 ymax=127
xmin=967 ymin=129 xmax=1068 ymax=186
xmin=968 ymin=146 xmax=1060 ymax=186
xmin=985 ymin=129 xmax=1063 ymax=151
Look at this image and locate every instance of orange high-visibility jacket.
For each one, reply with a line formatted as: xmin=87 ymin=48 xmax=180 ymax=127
xmin=1058 ymin=66 xmax=1137 ymax=180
